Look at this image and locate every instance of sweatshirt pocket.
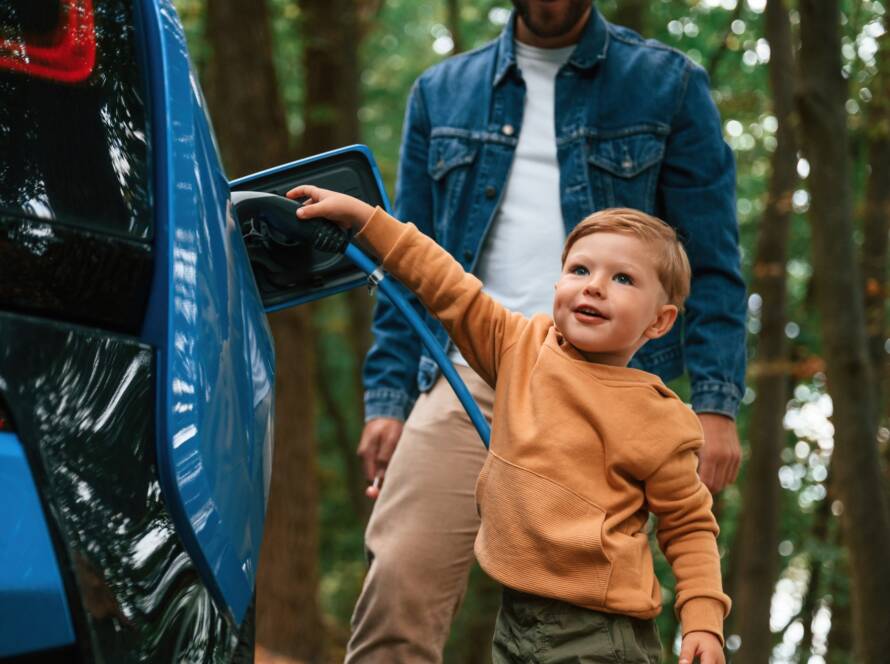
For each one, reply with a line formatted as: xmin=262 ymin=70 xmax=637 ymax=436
xmin=475 ymin=453 xmax=611 ymax=607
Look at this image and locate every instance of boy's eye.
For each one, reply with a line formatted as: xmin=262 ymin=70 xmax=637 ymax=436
xmin=614 ymin=272 xmax=634 ymax=285
xmin=571 ymin=265 xmax=589 ymax=276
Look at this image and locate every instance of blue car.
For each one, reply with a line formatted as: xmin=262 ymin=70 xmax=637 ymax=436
xmin=0 ymin=0 xmax=386 ymax=661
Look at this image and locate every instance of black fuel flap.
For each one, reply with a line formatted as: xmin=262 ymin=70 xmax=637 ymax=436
xmin=230 ymin=145 xmax=390 ymax=311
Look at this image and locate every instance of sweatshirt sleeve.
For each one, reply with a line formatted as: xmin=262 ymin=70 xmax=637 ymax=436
xmin=355 ymin=207 xmax=527 ymax=386
xmin=644 ymin=438 xmax=731 ymax=645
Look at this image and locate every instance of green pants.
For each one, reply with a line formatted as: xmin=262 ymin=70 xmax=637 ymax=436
xmin=492 ymin=588 xmax=663 ymax=664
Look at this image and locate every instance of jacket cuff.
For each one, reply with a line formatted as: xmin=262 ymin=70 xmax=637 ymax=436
xmin=680 ymin=597 xmax=727 ymax=647
xmin=691 ymin=380 xmax=742 ymax=419
xmin=364 ymin=387 xmax=415 ymax=422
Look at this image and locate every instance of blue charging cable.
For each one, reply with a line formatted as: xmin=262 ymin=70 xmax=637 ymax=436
xmin=344 ymin=244 xmax=491 ymax=448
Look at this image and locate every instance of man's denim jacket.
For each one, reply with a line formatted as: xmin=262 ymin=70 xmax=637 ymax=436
xmin=364 ymin=7 xmax=747 ymax=421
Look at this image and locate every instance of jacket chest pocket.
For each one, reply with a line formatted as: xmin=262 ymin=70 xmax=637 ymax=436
xmin=586 ymin=131 xmax=666 ymax=215
xmin=427 ymin=135 xmax=478 ymax=242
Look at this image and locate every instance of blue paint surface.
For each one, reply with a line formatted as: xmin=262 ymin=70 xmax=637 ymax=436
xmin=0 ymin=432 xmax=75 ymax=657
xmin=141 ymin=0 xmax=274 ymax=623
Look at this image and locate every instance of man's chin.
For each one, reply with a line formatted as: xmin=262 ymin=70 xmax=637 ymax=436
xmin=514 ymin=0 xmax=590 ymax=39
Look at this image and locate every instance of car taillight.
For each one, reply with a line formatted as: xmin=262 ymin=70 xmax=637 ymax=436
xmin=0 ymin=0 xmax=96 ymax=84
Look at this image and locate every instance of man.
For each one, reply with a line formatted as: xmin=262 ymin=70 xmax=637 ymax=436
xmin=346 ymin=2 xmax=746 ymax=661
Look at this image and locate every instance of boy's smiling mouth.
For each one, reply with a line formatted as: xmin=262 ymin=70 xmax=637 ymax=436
xmin=573 ymin=305 xmax=608 ymax=321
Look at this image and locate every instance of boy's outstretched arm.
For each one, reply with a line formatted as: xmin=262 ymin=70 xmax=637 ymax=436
xmin=287 ymin=185 xmax=526 ymax=388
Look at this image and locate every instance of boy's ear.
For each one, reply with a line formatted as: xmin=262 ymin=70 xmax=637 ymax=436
xmin=644 ymin=304 xmax=679 ymax=340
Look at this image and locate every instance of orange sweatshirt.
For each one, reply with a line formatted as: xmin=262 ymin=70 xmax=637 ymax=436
xmin=356 ymin=208 xmax=731 ymax=641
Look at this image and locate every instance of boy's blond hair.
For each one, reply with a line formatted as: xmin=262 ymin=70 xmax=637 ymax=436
xmin=561 ymin=208 xmax=692 ymax=310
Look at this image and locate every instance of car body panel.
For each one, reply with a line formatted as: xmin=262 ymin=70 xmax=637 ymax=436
xmin=140 ymin=0 xmax=274 ymax=624
xmin=1 ymin=0 xmax=393 ymax=658
xmin=0 ymin=312 xmax=238 ymax=662
xmin=0 ymin=431 xmax=75 ymax=658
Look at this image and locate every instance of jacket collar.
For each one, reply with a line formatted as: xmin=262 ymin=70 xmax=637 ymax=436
xmin=492 ymin=3 xmax=610 ymax=87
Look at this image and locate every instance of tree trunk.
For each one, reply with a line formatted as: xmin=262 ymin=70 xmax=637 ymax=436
xmin=862 ymin=15 xmax=890 ymax=429
xmin=707 ymin=1 xmax=744 ymax=84
xmin=203 ymin=0 xmax=291 ymax=177
xmin=731 ymin=2 xmax=797 ymax=662
xmin=797 ymin=2 xmax=890 ymax=661
xmin=300 ymin=0 xmax=360 ymax=153
xmin=299 ymin=0 xmax=372 ymax=526
xmin=825 ymin=553 xmax=854 ymax=664
xmin=445 ymin=0 xmax=464 ymax=54
xmin=203 ymin=0 xmax=326 ymax=660
xmin=610 ymin=0 xmax=648 ymax=36
xmin=261 ymin=311 xmax=325 ymax=663
xmin=799 ymin=485 xmax=833 ymax=662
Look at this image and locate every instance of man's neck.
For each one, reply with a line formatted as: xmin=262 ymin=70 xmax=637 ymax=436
xmin=514 ymin=7 xmax=591 ymax=49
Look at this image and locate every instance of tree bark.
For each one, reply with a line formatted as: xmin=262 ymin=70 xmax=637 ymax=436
xmin=298 ymin=0 xmax=372 ymax=525
xmin=445 ymin=0 xmax=464 ymax=54
xmin=825 ymin=552 xmax=854 ymax=664
xmin=609 ymin=0 xmax=648 ymax=36
xmin=706 ymin=1 xmax=744 ymax=84
xmin=203 ymin=0 xmax=326 ymax=660
xmin=731 ymin=3 xmax=797 ymax=663
xmin=797 ymin=2 xmax=890 ymax=661
xmin=798 ymin=485 xmax=833 ymax=662
xmin=203 ymin=0 xmax=291 ymax=177
xmin=300 ymin=0 xmax=360 ymax=154
xmin=862 ymin=15 xmax=890 ymax=427
xmin=260 ymin=310 xmax=325 ymax=663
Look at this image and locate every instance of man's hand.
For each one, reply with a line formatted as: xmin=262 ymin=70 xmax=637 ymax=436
xmin=679 ymin=631 xmax=725 ymax=664
xmin=357 ymin=417 xmax=404 ymax=499
xmin=696 ymin=413 xmax=741 ymax=494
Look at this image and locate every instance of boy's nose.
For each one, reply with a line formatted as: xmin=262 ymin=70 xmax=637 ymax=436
xmin=583 ymin=275 xmax=606 ymax=297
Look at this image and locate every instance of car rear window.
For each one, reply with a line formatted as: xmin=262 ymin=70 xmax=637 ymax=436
xmin=0 ymin=0 xmax=152 ymax=240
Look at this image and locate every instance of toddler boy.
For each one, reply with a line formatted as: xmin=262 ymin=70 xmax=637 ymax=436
xmin=288 ymin=184 xmax=730 ymax=664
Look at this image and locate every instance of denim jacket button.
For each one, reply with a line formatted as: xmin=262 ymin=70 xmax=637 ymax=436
xmin=484 ymin=185 xmax=497 ymax=199
xmin=501 ymin=124 xmax=514 ymax=136
xmin=463 ymin=249 xmax=473 ymax=262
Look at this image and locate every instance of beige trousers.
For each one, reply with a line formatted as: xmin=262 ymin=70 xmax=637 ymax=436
xmin=345 ymin=365 xmax=495 ymax=663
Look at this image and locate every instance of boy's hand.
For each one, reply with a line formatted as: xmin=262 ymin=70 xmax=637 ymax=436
xmin=679 ymin=631 xmax=724 ymax=664
xmin=286 ymin=184 xmax=375 ymax=233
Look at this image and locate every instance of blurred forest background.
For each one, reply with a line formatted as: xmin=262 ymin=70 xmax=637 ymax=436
xmin=173 ymin=1 xmax=889 ymax=662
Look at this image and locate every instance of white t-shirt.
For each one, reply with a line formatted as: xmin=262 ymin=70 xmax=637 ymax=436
xmin=451 ymin=41 xmax=574 ymax=367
